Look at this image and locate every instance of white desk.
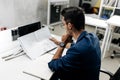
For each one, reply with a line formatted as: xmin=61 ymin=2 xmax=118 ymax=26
xmin=0 ymin=29 xmax=59 ymax=80
xmin=0 ymin=40 xmax=54 ymax=80
xmin=106 ymin=15 xmax=120 ymax=52
xmin=85 ymin=16 xmax=109 ymax=59
xmin=0 ymin=44 xmax=40 ymax=80
xmin=107 ymin=15 xmax=120 ymax=27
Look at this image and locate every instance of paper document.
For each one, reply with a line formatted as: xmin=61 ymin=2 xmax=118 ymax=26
xmin=18 ymin=26 xmax=57 ymax=60
xmin=23 ymin=54 xmax=53 ymax=80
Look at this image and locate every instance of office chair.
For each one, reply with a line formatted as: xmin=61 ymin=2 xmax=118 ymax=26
xmin=78 ymin=0 xmax=82 ymax=7
xmin=81 ymin=3 xmax=93 ymax=14
xmin=100 ymin=67 xmax=120 ymax=80
xmin=50 ymin=67 xmax=120 ymax=80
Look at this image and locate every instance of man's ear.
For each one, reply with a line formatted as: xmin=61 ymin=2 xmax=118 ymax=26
xmin=68 ymin=23 xmax=72 ymax=30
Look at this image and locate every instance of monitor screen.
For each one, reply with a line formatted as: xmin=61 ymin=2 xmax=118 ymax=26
xmin=18 ymin=21 xmax=41 ymax=37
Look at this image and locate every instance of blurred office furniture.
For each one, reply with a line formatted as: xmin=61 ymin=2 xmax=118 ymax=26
xmin=107 ymin=15 xmax=120 ymax=59
xmin=47 ymin=0 xmax=69 ymax=30
xmin=98 ymin=0 xmax=119 ymax=20
xmin=50 ymin=67 xmax=120 ymax=80
xmin=85 ymin=16 xmax=109 ymax=59
xmin=79 ymin=0 xmax=93 ymax=14
xmin=82 ymin=3 xmax=93 ymax=13
xmin=50 ymin=5 xmax=61 ymax=24
xmin=18 ymin=22 xmax=41 ymax=37
xmin=79 ymin=0 xmax=82 ymax=7
xmin=100 ymin=67 xmax=120 ymax=80
xmin=110 ymin=9 xmax=120 ymax=59
xmin=11 ymin=22 xmax=41 ymax=41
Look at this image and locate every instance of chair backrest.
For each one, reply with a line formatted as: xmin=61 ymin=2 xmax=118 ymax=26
xmin=111 ymin=67 xmax=120 ymax=80
xmin=114 ymin=9 xmax=120 ymax=15
xmin=79 ymin=0 xmax=82 ymax=7
xmin=82 ymin=3 xmax=91 ymax=9
xmin=81 ymin=3 xmax=92 ymax=13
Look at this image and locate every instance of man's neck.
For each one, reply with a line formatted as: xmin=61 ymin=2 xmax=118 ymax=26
xmin=73 ymin=29 xmax=84 ymax=40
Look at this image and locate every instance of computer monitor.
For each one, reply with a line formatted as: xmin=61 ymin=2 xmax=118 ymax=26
xmin=114 ymin=9 xmax=120 ymax=15
xmin=18 ymin=21 xmax=41 ymax=37
xmin=50 ymin=5 xmax=61 ymax=24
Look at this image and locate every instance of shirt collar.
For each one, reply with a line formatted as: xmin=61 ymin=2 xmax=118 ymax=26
xmin=76 ymin=31 xmax=88 ymax=43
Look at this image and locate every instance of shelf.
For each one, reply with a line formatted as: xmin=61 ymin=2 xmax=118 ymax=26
xmin=50 ymin=0 xmax=69 ymax=5
xmin=115 ymin=7 xmax=120 ymax=9
xmin=98 ymin=0 xmax=119 ymax=20
xmin=49 ymin=21 xmax=62 ymax=26
xmin=97 ymin=27 xmax=120 ymax=37
xmin=50 ymin=0 xmax=68 ymax=3
xmin=103 ymin=5 xmax=115 ymax=9
xmin=110 ymin=43 xmax=120 ymax=50
xmin=98 ymin=0 xmax=120 ymax=57
xmin=107 ymin=15 xmax=120 ymax=27
xmin=112 ymin=32 xmax=120 ymax=37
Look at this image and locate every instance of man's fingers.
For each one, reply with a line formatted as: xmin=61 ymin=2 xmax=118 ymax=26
xmin=49 ymin=37 xmax=60 ymax=45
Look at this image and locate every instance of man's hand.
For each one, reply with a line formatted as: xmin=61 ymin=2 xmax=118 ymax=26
xmin=49 ymin=34 xmax=73 ymax=49
xmin=49 ymin=37 xmax=60 ymax=45
xmin=51 ymin=34 xmax=73 ymax=60
xmin=61 ymin=34 xmax=73 ymax=45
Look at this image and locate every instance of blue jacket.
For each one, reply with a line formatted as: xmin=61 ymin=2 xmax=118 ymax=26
xmin=48 ymin=31 xmax=101 ymax=80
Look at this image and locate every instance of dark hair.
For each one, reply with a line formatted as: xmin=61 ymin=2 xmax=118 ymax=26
xmin=61 ymin=7 xmax=85 ymax=30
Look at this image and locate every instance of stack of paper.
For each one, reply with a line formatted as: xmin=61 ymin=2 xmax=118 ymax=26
xmin=23 ymin=54 xmax=53 ymax=80
xmin=18 ymin=26 xmax=57 ymax=60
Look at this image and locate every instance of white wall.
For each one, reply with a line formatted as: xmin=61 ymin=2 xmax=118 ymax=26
xmin=69 ymin=0 xmax=79 ymax=6
xmin=14 ymin=0 xmax=47 ymax=27
xmin=0 ymin=0 xmax=15 ymax=28
xmin=0 ymin=0 xmax=47 ymax=29
xmin=0 ymin=0 xmax=99 ymax=29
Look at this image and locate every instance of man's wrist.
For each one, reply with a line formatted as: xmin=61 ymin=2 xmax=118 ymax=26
xmin=59 ymin=42 xmax=66 ymax=48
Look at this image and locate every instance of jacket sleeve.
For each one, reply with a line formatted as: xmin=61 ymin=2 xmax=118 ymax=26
xmin=48 ymin=46 xmax=83 ymax=72
xmin=48 ymin=41 xmax=77 ymax=72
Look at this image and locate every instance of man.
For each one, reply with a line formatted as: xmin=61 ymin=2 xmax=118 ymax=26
xmin=48 ymin=7 xmax=101 ymax=80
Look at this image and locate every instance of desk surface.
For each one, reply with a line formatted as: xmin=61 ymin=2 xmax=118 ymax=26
xmin=107 ymin=15 xmax=120 ymax=27
xmin=0 ymin=29 xmax=60 ymax=80
xmin=85 ymin=16 xmax=108 ymax=28
xmin=0 ymin=52 xmax=40 ymax=80
xmin=0 ymin=40 xmax=55 ymax=80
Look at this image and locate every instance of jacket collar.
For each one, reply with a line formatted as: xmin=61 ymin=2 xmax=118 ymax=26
xmin=76 ymin=31 xmax=88 ymax=43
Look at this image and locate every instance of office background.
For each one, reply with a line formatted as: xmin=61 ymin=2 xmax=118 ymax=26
xmin=0 ymin=0 xmax=120 ymax=80
xmin=0 ymin=0 xmax=99 ymax=29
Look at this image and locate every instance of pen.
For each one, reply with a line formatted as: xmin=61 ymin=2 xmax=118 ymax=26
xmin=41 ymin=47 xmax=57 ymax=56
xmin=14 ymin=50 xmax=24 ymax=56
xmin=5 ymin=52 xmax=25 ymax=61
xmin=2 ymin=49 xmax=23 ymax=59
xmin=23 ymin=71 xmax=45 ymax=80
xmin=2 ymin=54 xmax=14 ymax=59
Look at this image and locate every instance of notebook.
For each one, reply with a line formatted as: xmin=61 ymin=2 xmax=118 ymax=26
xmin=23 ymin=54 xmax=53 ymax=80
xmin=18 ymin=26 xmax=57 ymax=60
